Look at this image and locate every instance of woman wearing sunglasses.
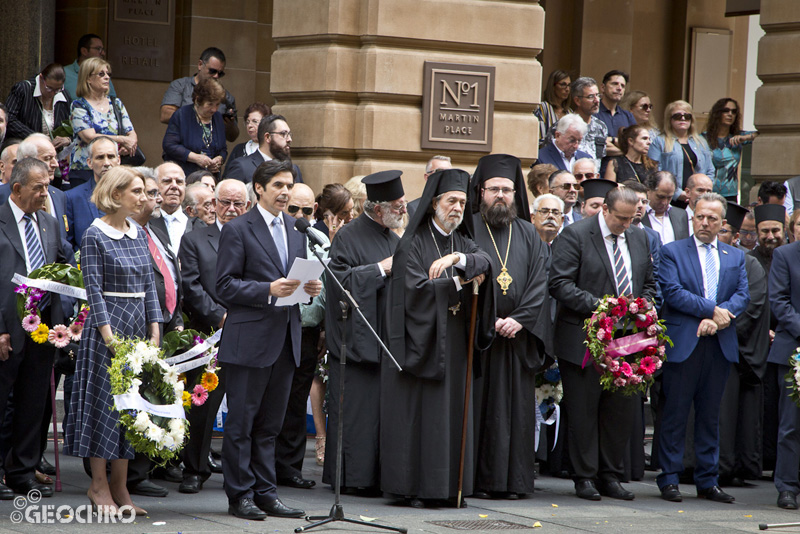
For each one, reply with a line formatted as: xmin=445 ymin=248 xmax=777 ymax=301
xmin=702 ymin=98 xmax=758 ymax=203
xmin=648 ymin=100 xmax=714 ymax=207
xmin=621 ymin=90 xmax=659 ymax=135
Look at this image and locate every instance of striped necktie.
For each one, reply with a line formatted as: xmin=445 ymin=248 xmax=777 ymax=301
xmin=703 ymin=242 xmax=717 ymax=302
xmin=611 ymin=234 xmax=632 ymax=296
xmin=24 ymin=214 xmax=49 ymax=308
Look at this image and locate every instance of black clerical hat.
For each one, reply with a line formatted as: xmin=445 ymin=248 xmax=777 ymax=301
xmin=581 ymin=179 xmax=618 ymax=201
xmin=754 ymin=203 xmax=785 ymax=226
xmin=725 ymin=202 xmax=749 ymax=231
xmin=468 ymin=153 xmax=530 ymax=222
xmin=362 ymin=170 xmax=404 ymax=202
xmin=433 ymin=168 xmax=470 ymax=195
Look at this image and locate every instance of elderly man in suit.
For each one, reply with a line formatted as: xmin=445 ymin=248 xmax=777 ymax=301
xmin=216 ymin=159 xmax=322 ymax=520
xmin=642 ymin=171 xmax=690 ymax=245
xmin=0 ymin=158 xmax=72 ymax=498
xmin=177 ymin=179 xmax=250 ymax=494
xmin=550 ymin=186 xmax=657 ymax=501
xmin=656 ymin=192 xmax=749 ymax=504
xmin=225 ymin=114 xmax=303 ymax=184
xmin=65 ymin=136 xmax=118 ymax=248
xmin=537 ymin=113 xmax=593 ymax=172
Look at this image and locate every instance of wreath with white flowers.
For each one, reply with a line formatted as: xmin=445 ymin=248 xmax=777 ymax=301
xmin=786 ymin=349 xmax=800 ymax=407
xmin=109 ymin=336 xmax=188 ymax=464
xmin=162 ymin=329 xmax=221 ymax=406
xmin=15 ymin=263 xmax=89 ymax=347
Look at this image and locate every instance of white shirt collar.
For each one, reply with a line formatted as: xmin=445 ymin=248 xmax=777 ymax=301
xmin=33 ymin=74 xmax=68 ymax=105
xmin=8 ymin=198 xmax=36 ymax=225
xmin=597 ymin=212 xmax=621 ymax=240
xmin=431 ymin=218 xmax=453 ymax=236
xmin=257 ymin=203 xmax=281 ymax=226
xmin=258 ymin=148 xmax=273 ymax=162
xmin=647 ymin=204 xmax=671 ymax=216
xmin=161 ymin=209 xmax=188 ymax=224
xmin=694 ymin=235 xmax=718 ymax=250
xmin=216 ymin=219 xmax=223 ymax=231
xmin=91 ymin=218 xmax=138 ymax=240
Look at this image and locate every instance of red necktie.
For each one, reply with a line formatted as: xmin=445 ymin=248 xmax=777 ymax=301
xmin=145 ymin=227 xmax=176 ymax=314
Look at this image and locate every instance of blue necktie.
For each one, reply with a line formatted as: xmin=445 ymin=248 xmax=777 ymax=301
xmin=611 ymin=234 xmax=632 ymax=296
xmin=703 ymin=243 xmax=717 ymax=302
xmin=272 ymin=217 xmax=287 ymax=270
xmin=24 ymin=214 xmax=49 ymax=308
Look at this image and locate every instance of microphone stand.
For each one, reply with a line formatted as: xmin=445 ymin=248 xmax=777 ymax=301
xmin=295 ymin=234 xmax=406 ymax=534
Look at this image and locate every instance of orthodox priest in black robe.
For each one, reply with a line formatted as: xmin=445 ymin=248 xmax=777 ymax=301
xmin=468 ymin=154 xmax=552 ymax=499
xmin=323 ymin=170 xmax=406 ymax=492
xmin=382 ymin=168 xmax=495 ymax=508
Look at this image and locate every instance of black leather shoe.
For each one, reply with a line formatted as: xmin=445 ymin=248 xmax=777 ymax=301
xmin=229 ymin=497 xmax=267 ymax=520
xmin=0 ymin=482 xmax=14 ymax=500
xmin=9 ymin=479 xmax=53 ymax=498
xmin=778 ymin=491 xmax=798 ymax=510
xmin=599 ymin=480 xmax=634 ymax=500
xmin=697 ymin=485 xmax=735 ymax=503
xmin=472 ymin=490 xmax=491 ymax=499
xmin=37 ymin=457 xmax=56 ymax=476
xmin=152 ymin=465 xmax=183 ymax=483
xmin=128 ymin=479 xmax=169 ymax=498
xmin=575 ymin=480 xmax=601 ymax=501
xmin=277 ymin=475 xmax=315 ymax=489
xmin=208 ymin=452 xmax=223 ymax=474
xmin=179 ymin=475 xmax=203 ymax=494
xmin=407 ymin=498 xmax=425 ymax=508
xmin=254 ymin=497 xmax=305 ymax=518
xmin=660 ymin=484 xmax=682 ymax=502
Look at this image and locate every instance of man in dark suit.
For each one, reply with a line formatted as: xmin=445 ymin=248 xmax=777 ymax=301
xmin=65 ymin=136 xmax=118 ymax=248
xmin=177 ymin=179 xmax=250 ymax=493
xmin=224 ymin=114 xmax=303 ymax=184
xmin=550 ymin=186 xmax=657 ymax=501
xmin=0 ymin=158 xmax=72 ymax=498
xmin=216 ymin=159 xmax=322 ymax=520
xmin=537 ymin=113 xmax=593 ymax=171
xmin=656 ymin=193 xmax=749 ymax=504
xmin=642 ymin=171 xmax=690 ymax=245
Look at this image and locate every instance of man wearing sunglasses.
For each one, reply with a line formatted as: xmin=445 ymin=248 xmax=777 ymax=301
xmin=161 ymin=47 xmax=239 ymax=142
xmin=549 ymin=170 xmax=582 ymax=228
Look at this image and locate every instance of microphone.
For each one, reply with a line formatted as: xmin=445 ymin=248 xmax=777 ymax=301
xmin=294 ymin=217 xmax=327 ymax=248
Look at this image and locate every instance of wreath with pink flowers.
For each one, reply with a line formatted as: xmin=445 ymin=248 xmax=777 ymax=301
xmin=15 ymin=263 xmax=89 ymax=348
xmin=583 ymin=295 xmax=672 ymax=395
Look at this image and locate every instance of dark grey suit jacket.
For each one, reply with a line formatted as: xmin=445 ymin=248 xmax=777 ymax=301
xmin=549 ymin=214 xmax=658 ymax=365
xmin=224 ymin=151 xmax=304 ymax=184
xmin=179 ymin=223 xmax=226 ymax=331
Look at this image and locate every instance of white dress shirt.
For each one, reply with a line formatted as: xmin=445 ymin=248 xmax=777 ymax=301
xmin=686 ymin=206 xmax=695 ymax=236
xmin=598 ymin=213 xmax=634 ymax=291
xmin=646 ymin=206 xmax=676 ymax=244
xmin=552 ymin=139 xmax=578 ymax=171
xmin=694 ymin=235 xmax=721 ymax=300
xmin=160 ymin=209 xmax=188 ymax=254
xmin=256 ymin=204 xmax=288 ymax=258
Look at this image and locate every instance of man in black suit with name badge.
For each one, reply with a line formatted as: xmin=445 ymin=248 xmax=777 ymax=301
xmin=216 ymin=160 xmax=322 ymax=520
xmin=550 ymin=186 xmax=657 ymax=501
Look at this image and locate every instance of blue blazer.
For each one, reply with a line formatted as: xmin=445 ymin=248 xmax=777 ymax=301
xmin=659 ymin=237 xmax=749 ymax=363
xmin=768 ymin=242 xmax=800 ymax=365
xmin=537 ymin=141 xmax=593 ymax=172
xmin=65 ymin=178 xmax=103 ymax=249
xmin=215 ymin=208 xmax=307 ymax=368
xmin=162 ymin=104 xmax=228 ymax=177
xmin=225 ymin=150 xmax=304 ymax=184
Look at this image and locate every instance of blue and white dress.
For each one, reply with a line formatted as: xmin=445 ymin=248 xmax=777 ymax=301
xmin=64 ymin=219 xmax=162 ymax=460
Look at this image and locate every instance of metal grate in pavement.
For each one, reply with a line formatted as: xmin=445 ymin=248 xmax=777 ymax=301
xmin=426 ymin=519 xmax=532 ymax=530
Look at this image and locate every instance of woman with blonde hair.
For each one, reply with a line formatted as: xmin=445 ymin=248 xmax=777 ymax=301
xmin=621 ymin=90 xmax=659 ymax=133
xmin=647 ymin=100 xmax=713 ymax=205
xmin=344 ymin=175 xmax=367 ymax=218
xmin=64 ymin=166 xmax=162 ymax=516
xmin=69 ymin=58 xmax=138 ymax=187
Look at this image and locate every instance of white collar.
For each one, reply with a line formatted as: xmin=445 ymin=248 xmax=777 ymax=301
xmin=92 ymin=218 xmax=138 ymax=240
xmin=216 ymin=219 xmax=223 ymax=231
xmin=9 ymin=198 xmax=36 ymax=224
xmin=257 ymin=203 xmax=281 ymax=226
xmin=258 ymin=148 xmax=273 ymax=162
xmin=431 ymin=217 xmax=453 ymax=236
xmin=161 ymin=209 xmax=187 ymax=223
xmin=694 ymin=235 xmax=718 ymax=249
xmin=33 ymin=75 xmax=68 ymax=105
xmin=598 ymin=212 xmax=622 ymax=240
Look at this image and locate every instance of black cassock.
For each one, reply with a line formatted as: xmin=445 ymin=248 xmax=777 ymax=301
xmin=382 ymin=220 xmax=494 ymax=500
xmin=472 ymin=216 xmax=551 ymax=494
xmin=323 ymin=212 xmax=399 ymax=488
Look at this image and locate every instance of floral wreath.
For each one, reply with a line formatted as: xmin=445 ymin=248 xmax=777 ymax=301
xmin=109 ymin=336 xmax=188 ymax=464
xmin=787 ymin=349 xmax=800 ymax=407
xmin=583 ymin=295 xmax=672 ymax=396
xmin=15 ymin=263 xmax=89 ymax=347
xmin=162 ymin=329 xmax=220 ymax=407
xmin=535 ymin=363 xmax=563 ymax=419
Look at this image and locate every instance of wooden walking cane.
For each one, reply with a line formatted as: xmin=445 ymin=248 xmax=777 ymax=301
xmin=457 ymin=280 xmax=480 ymax=509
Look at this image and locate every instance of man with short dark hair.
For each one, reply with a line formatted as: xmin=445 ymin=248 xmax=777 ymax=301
xmin=564 ymin=77 xmax=608 ymax=169
xmin=597 ymin=70 xmax=635 ymax=160
xmin=160 ymin=47 xmax=238 ymax=141
xmin=738 ymin=211 xmax=758 ymax=251
xmin=642 ymin=171 xmax=689 ymax=245
xmin=216 ymin=159 xmax=322 ymax=520
xmin=758 ymin=181 xmax=788 ymax=206
xmin=63 ymin=34 xmax=116 ymax=99
xmin=225 ymin=114 xmax=303 ymax=184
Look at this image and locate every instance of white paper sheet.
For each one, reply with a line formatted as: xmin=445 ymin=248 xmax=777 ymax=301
xmin=274 ymin=258 xmax=328 ymax=306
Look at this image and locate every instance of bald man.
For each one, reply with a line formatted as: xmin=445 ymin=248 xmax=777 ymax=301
xmin=0 ymin=143 xmax=18 ymax=184
xmin=684 ymin=174 xmax=714 ymax=236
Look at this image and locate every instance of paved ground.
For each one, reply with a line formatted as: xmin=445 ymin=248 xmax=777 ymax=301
xmin=1 ymin=438 xmax=799 ymax=533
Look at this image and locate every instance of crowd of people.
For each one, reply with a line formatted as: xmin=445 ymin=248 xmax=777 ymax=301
xmin=1 ymin=35 xmax=800 ymax=523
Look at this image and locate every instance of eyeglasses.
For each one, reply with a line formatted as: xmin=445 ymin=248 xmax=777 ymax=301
xmin=217 ymin=199 xmax=246 ymax=209
xmin=145 ymin=189 xmax=159 ymax=199
xmin=537 ymin=208 xmax=563 ymax=217
xmin=269 ymin=130 xmax=292 ymax=139
xmin=639 ymin=103 xmax=653 ymax=111
xmin=483 ymin=186 xmax=515 ymax=196
xmin=555 ymin=183 xmax=580 ymax=191
xmin=738 ymin=230 xmax=757 ymax=237
xmin=671 ymin=112 xmax=692 ymax=121
xmin=43 ymin=82 xmax=62 ymax=93
xmin=579 ymin=93 xmax=601 ymax=101
xmin=721 ymin=107 xmax=738 ymax=114
xmin=573 ymin=172 xmax=596 ymax=180
xmin=88 ymin=45 xmax=105 ymax=53
xmin=245 ymin=118 xmax=261 ymax=126
xmin=287 ymin=205 xmax=314 ymax=216
xmin=206 ymin=67 xmax=226 ymax=78
xmin=718 ymin=228 xmax=730 ymax=235
xmin=556 ymin=81 xmax=570 ymax=88
xmin=387 ymin=201 xmax=407 ymax=213
xmin=94 ymin=71 xmax=111 ymax=78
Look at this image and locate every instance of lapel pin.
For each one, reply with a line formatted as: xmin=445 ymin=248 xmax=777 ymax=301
xmin=722 ymin=250 xmax=728 ymax=255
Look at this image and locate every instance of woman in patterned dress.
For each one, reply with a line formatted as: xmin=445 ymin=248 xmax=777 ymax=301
xmin=702 ymin=98 xmax=758 ymax=203
xmin=64 ymin=166 xmax=162 ymax=515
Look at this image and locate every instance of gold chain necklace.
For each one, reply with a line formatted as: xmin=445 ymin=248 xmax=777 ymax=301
xmin=428 ymin=221 xmax=461 ymax=315
xmin=482 ymin=217 xmax=513 ymax=295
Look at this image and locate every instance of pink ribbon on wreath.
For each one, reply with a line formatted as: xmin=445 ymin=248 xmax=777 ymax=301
xmin=582 ymin=331 xmax=658 ymax=369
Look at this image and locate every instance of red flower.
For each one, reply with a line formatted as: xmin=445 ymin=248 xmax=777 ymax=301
xmin=620 ymin=362 xmax=633 ymax=377
xmin=635 ymin=315 xmax=654 ymax=329
xmin=635 ymin=298 xmax=647 ymax=309
xmin=618 ymin=297 xmax=628 ymax=307
xmin=644 ymin=346 xmax=657 ymax=357
xmin=638 ymin=356 xmax=657 ymax=375
xmin=612 ymin=305 xmax=627 ymax=318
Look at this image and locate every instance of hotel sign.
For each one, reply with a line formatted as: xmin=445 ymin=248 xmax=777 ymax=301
xmin=421 ymin=62 xmax=495 ymax=152
xmin=107 ymin=0 xmax=175 ymax=82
